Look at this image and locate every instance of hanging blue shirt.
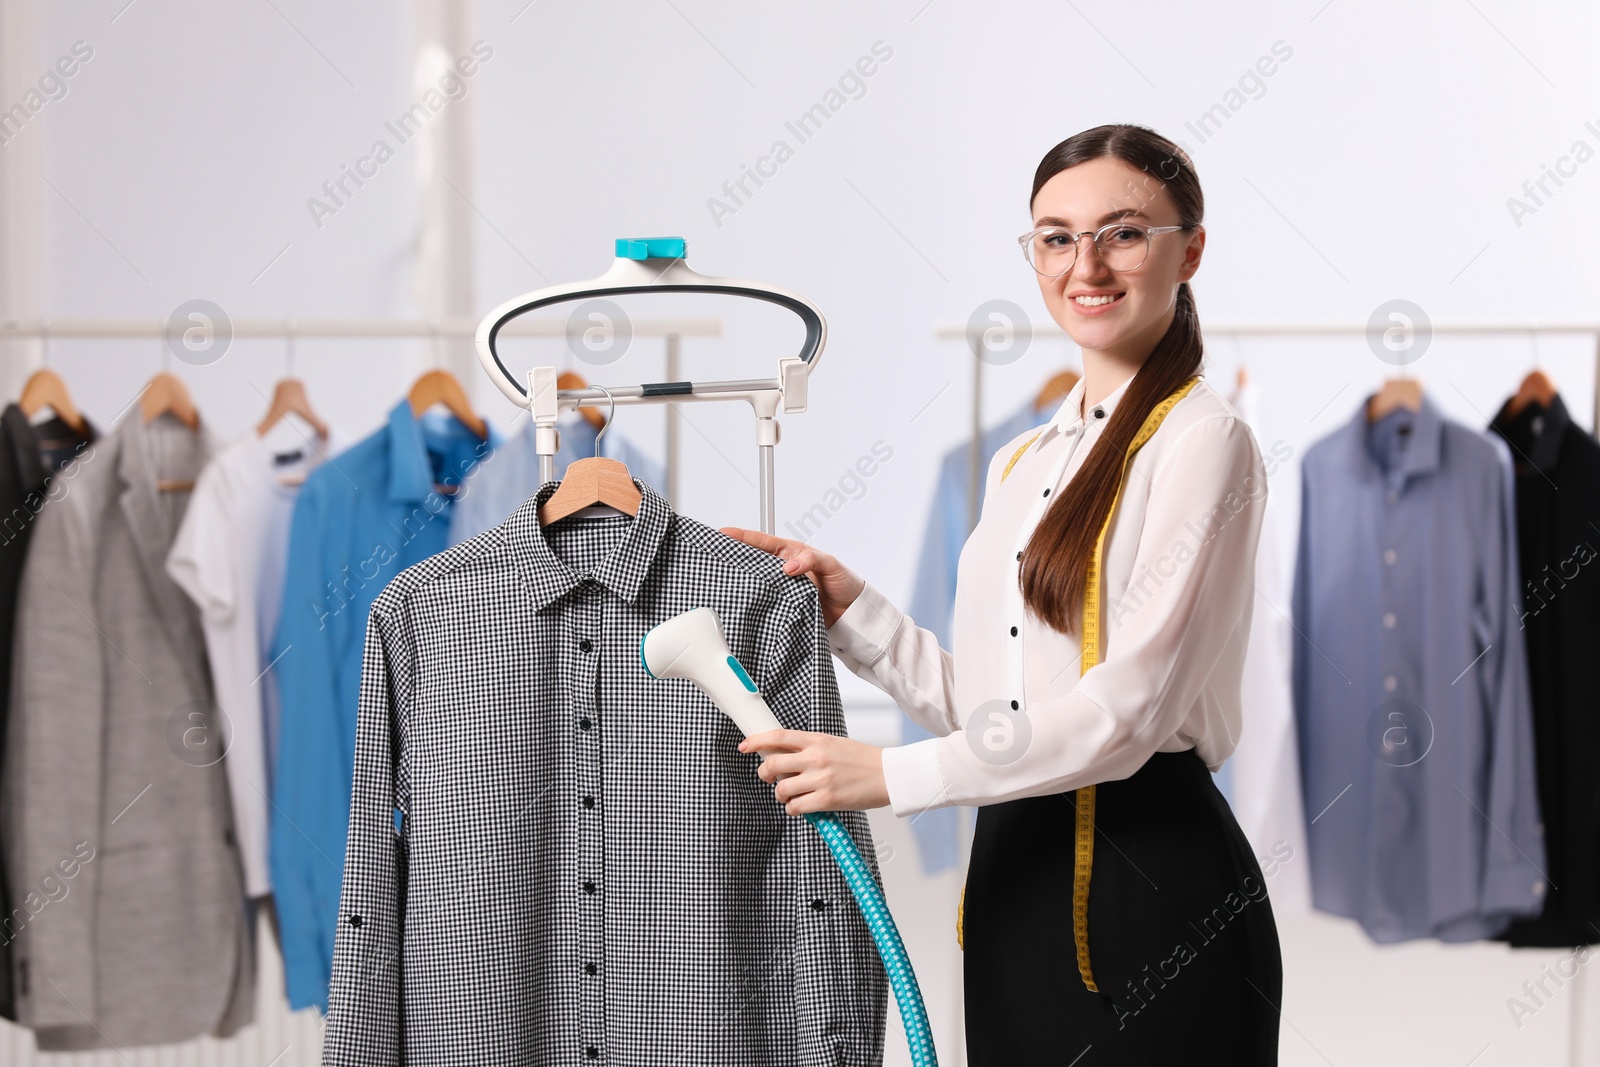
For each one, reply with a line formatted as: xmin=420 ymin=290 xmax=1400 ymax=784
xmin=448 ymin=412 xmax=666 ymax=545
xmin=901 ymin=397 xmax=1050 ymax=875
xmin=269 ymin=400 xmax=502 ymax=1010
xmin=1292 ymin=392 xmax=1546 ymax=942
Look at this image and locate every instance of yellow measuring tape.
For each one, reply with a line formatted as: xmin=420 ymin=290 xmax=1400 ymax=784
xmin=957 ymin=375 xmax=1201 ymax=996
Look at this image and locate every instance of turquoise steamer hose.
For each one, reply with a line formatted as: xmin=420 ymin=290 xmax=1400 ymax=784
xmin=638 ymin=611 xmax=938 ymax=1066
xmin=803 ymin=810 xmax=938 ymax=1066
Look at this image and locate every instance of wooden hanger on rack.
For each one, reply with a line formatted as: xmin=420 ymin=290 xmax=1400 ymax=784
xmin=538 ymin=384 xmax=641 ymax=525
xmin=1366 ymin=377 xmax=1424 ymax=423
xmin=141 ymin=371 xmax=200 ymax=432
xmin=19 ymin=369 xmax=90 ymax=438
xmin=1034 ymin=368 xmax=1082 ymax=413
xmin=407 ymin=369 xmax=488 ymax=441
xmin=1505 ymin=369 xmax=1557 ymax=419
xmin=257 ymin=323 xmax=330 ymax=441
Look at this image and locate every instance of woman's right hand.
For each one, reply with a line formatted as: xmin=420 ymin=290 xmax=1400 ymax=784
xmin=719 ymin=527 xmax=864 ymax=629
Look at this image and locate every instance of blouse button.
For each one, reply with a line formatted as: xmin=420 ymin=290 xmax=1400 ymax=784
xmin=1010 ymin=700 xmax=1019 ymax=710
xmin=1009 ymin=626 xmax=1018 ymax=636
xmin=1042 ymin=488 xmax=1051 ymax=497
xmin=1015 ymin=551 xmax=1022 ymax=561
xmin=1093 ymin=407 xmax=1105 ymax=419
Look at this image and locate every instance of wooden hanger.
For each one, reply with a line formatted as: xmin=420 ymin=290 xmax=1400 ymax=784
xmin=19 ymin=368 xmax=90 ymax=438
xmin=257 ymin=379 xmax=329 ymax=440
xmin=139 ymin=371 xmax=200 ymax=492
xmin=558 ymin=370 xmax=606 ymax=432
xmin=1034 ymin=368 xmax=1082 ymax=413
xmin=141 ymin=371 xmax=200 ymax=431
xmin=258 ymin=322 xmax=330 ymax=441
xmin=1366 ymin=377 xmax=1423 ymax=423
xmin=407 ymin=369 xmax=488 ymax=441
xmin=1505 ymin=369 xmax=1556 ymax=419
xmin=538 ymin=385 xmax=641 ymax=525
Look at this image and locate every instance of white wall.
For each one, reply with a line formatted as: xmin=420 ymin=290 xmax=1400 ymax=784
xmin=3 ymin=0 xmax=1598 ymax=1063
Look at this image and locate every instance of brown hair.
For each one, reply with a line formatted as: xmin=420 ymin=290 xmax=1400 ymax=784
xmin=1020 ymin=124 xmax=1205 ymax=634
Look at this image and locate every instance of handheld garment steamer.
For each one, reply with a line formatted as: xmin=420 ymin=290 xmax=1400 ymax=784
xmin=642 ymin=608 xmax=938 ymax=1067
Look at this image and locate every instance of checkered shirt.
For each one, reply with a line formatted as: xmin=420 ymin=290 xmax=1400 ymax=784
xmin=320 ymin=478 xmax=888 ymax=1066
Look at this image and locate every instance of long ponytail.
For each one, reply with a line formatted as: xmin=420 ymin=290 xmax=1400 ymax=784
xmin=1018 ymin=125 xmax=1205 ymax=635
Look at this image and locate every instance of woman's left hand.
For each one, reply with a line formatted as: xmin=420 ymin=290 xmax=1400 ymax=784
xmin=738 ymin=730 xmax=890 ymax=815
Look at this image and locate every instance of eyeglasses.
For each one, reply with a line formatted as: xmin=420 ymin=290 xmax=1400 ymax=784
xmin=1017 ymin=221 xmax=1194 ymax=277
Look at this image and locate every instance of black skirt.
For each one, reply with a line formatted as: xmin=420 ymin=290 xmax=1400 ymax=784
xmin=963 ymin=748 xmax=1283 ymax=1065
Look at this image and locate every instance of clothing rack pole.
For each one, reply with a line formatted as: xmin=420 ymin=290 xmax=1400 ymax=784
xmin=936 ymin=322 xmax=1600 ymax=449
xmin=0 ymin=316 xmax=721 ymax=339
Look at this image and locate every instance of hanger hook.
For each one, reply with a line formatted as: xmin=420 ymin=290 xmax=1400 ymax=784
xmin=40 ymin=317 xmax=49 ymax=369
xmin=1528 ymin=324 xmax=1540 ymax=370
xmin=591 ymin=384 xmax=615 ymax=458
xmin=286 ymin=317 xmax=296 ymax=378
xmin=430 ymin=317 xmax=442 ymax=368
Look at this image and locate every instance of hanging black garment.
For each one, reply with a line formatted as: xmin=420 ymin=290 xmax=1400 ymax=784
xmin=1490 ymin=392 xmax=1600 ymax=947
xmin=0 ymin=404 xmax=95 ymax=1019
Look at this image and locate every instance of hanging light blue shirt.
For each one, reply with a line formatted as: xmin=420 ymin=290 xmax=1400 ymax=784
xmin=1292 ymin=392 xmax=1547 ymax=942
xmin=448 ymin=412 xmax=666 ymax=545
xmin=269 ymin=400 xmax=502 ymax=1010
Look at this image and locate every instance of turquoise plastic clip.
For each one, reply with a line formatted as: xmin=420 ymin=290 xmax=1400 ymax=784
xmin=615 ymin=236 xmax=686 ymax=260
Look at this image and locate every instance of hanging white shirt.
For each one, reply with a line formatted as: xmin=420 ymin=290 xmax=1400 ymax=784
xmin=828 ymin=370 xmax=1266 ymax=818
xmin=1225 ymin=379 xmax=1312 ymax=912
xmin=166 ymin=426 xmax=346 ymax=897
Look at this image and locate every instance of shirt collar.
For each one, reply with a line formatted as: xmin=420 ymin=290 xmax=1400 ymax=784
xmin=1489 ymin=390 xmax=1569 ymax=475
xmin=504 ymin=476 xmax=671 ymax=610
xmin=1036 ymin=369 xmax=1136 ymax=448
xmin=1345 ymin=387 xmax=1443 ymax=484
xmin=386 ymin=399 xmax=496 ymax=503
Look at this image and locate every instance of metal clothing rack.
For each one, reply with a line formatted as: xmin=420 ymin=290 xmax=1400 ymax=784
xmin=475 ymin=238 xmax=826 ymax=536
xmin=937 ymin=320 xmax=1600 ymax=533
xmin=0 ymin=315 xmax=723 ymax=508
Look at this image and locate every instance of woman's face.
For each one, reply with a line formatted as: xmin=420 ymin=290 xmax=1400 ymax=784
xmin=1029 ymin=156 xmax=1205 ymax=360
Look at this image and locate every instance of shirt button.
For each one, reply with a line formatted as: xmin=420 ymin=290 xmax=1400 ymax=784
xmin=1382 ymin=612 xmax=1397 ymax=629
xmin=587 ymin=1045 xmax=599 ymax=1059
xmin=583 ymin=880 xmax=596 ymax=894
xmin=1009 ymin=626 xmax=1018 ymax=636
xmin=1042 ymin=487 xmax=1051 ymax=497
xmin=1010 ymin=699 xmax=1019 ymax=710
xmin=348 ymin=914 xmax=364 ymax=928
xmin=580 ymin=717 xmax=592 ymax=731
xmin=1383 ymin=675 xmax=1398 ymax=693
xmin=1533 ymin=880 xmax=1546 ymax=896
xmin=809 ymin=898 xmax=831 ymax=911
xmin=582 ymin=795 xmax=595 ymax=809
xmin=1383 ymin=548 xmax=1397 ymax=565
xmin=579 ymin=638 xmax=593 ymax=652
xmin=1093 ymin=408 xmax=1105 ymax=419
xmin=585 ymin=962 xmax=597 ymax=975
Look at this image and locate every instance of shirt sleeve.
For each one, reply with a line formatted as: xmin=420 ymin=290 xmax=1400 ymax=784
xmin=764 ymin=580 xmax=887 ymax=1067
xmin=321 ymin=604 xmax=410 ymax=1066
xmin=878 ymin=414 xmax=1266 ymax=816
xmin=1476 ymin=438 xmax=1547 ymax=915
xmin=269 ymin=477 xmax=345 ymax=1011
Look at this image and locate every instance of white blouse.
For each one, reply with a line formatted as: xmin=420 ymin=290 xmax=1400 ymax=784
xmin=827 ymin=370 xmax=1267 ymax=818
